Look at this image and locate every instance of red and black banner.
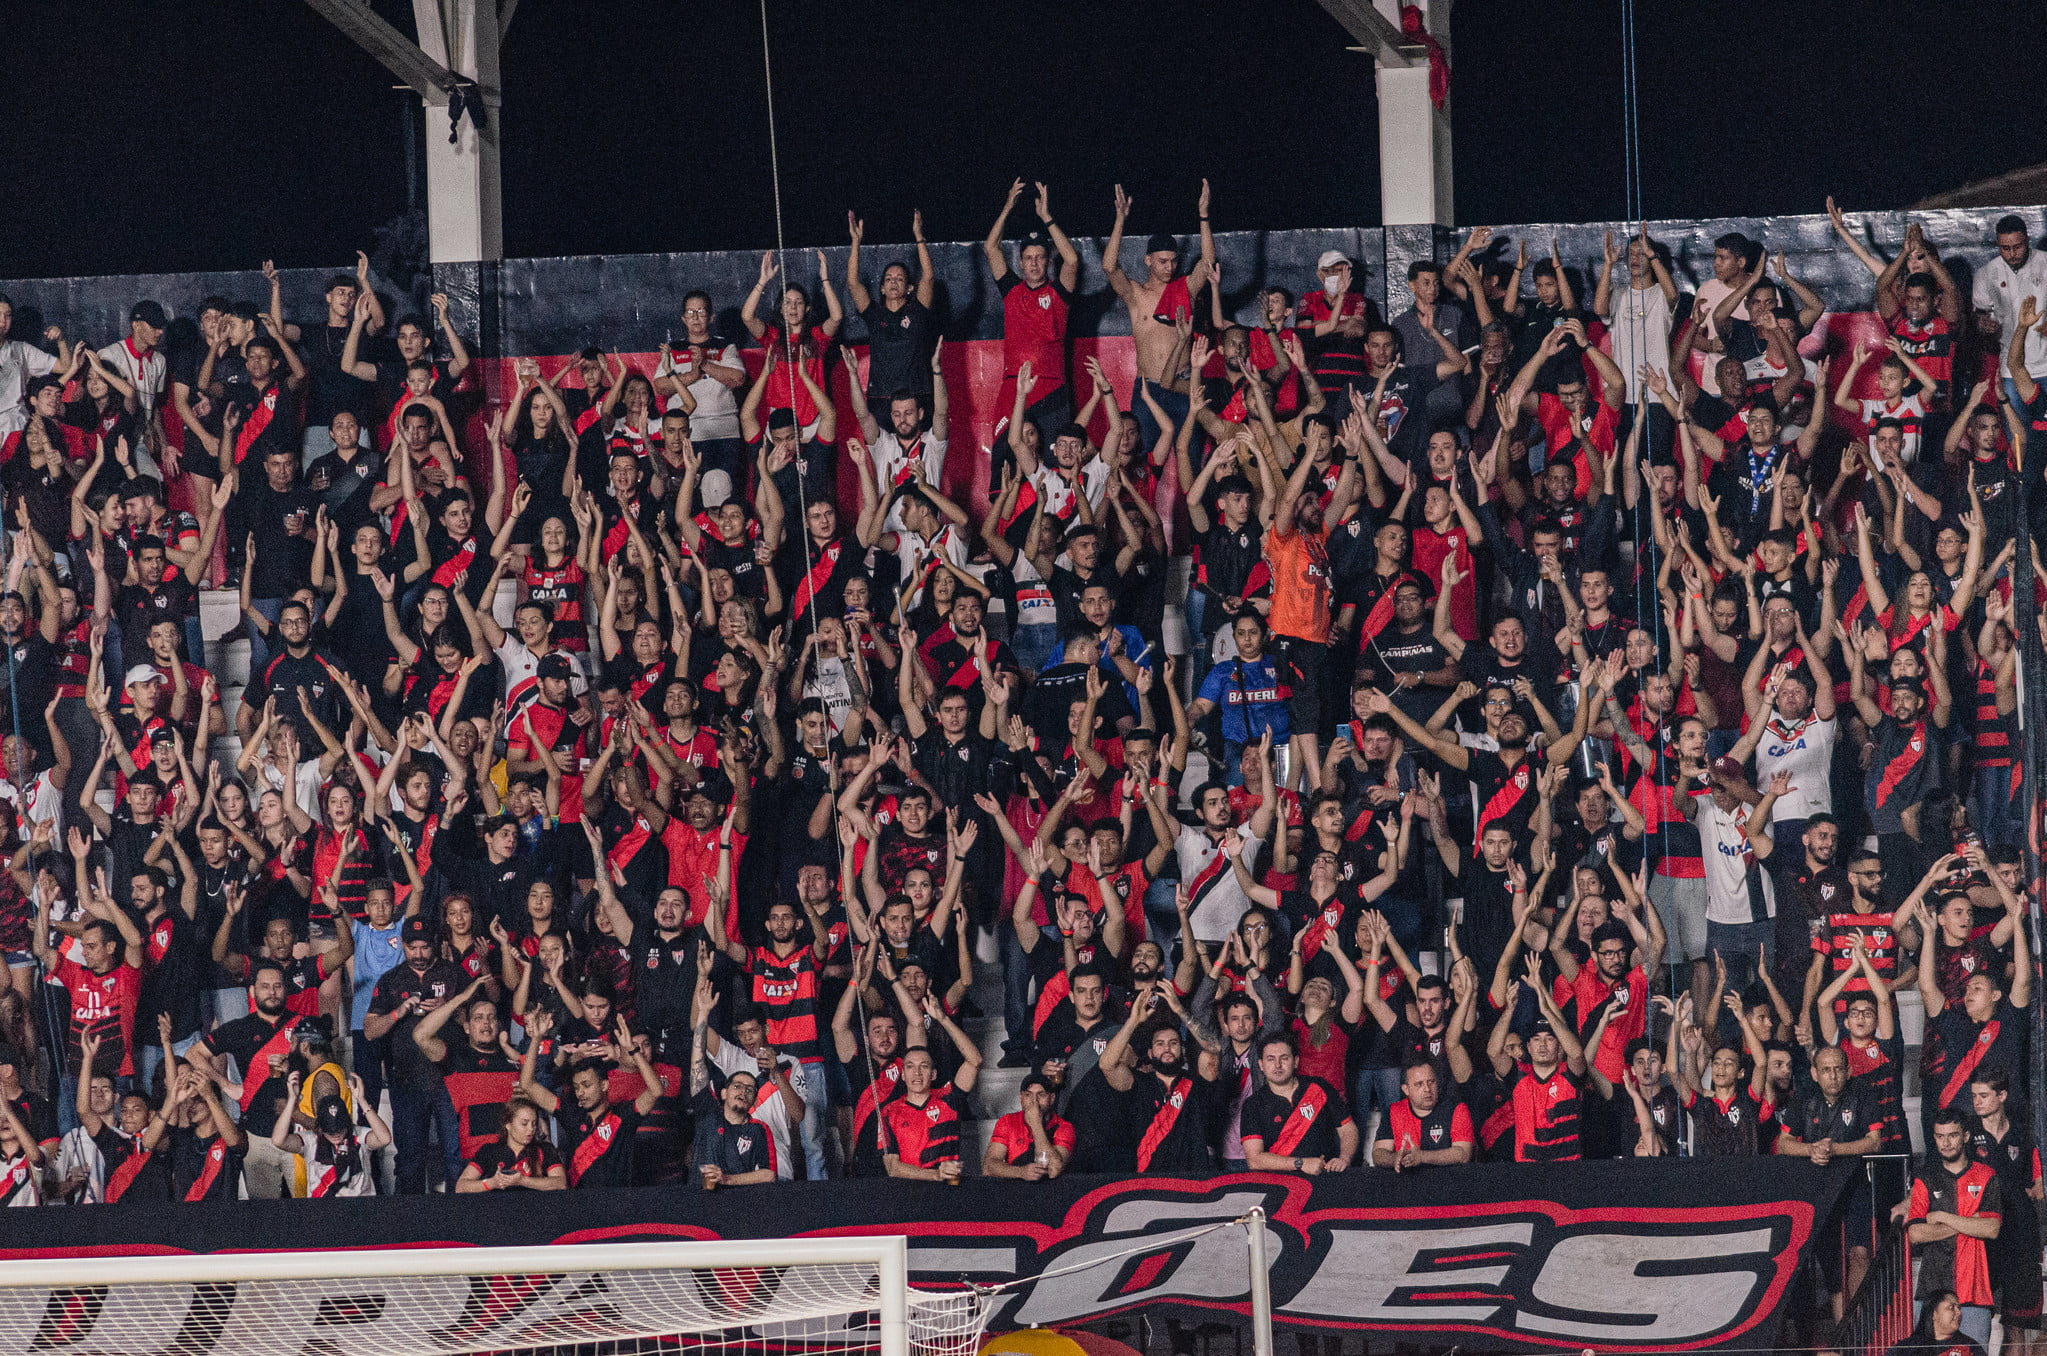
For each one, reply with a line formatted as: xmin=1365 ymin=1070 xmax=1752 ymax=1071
xmin=0 ymin=1162 xmax=1851 ymax=1352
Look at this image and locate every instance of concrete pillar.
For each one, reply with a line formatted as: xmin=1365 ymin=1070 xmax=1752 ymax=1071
xmin=413 ymin=0 xmax=503 ymax=266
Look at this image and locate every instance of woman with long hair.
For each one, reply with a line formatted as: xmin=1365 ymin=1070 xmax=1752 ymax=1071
xmin=454 ymin=1096 xmax=565 ymax=1192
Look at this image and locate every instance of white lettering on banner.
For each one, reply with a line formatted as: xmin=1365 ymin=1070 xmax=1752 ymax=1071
xmin=1520 ymin=1228 xmax=1777 ymax=1341
xmin=1288 ymin=1222 xmax=1529 ymax=1323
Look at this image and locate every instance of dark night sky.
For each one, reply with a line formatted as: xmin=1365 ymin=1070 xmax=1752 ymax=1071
xmin=6 ymin=0 xmax=2047 ymax=279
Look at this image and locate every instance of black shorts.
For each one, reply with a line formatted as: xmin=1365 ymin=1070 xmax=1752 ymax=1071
xmin=1271 ymin=634 xmax=1326 ymax=732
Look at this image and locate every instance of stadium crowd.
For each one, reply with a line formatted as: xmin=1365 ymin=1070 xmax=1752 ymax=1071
xmin=0 ymin=180 xmax=2042 ymax=1340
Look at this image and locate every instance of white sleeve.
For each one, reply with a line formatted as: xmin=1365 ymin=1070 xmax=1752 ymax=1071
xmin=1973 ymin=268 xmax=1999 ymax=313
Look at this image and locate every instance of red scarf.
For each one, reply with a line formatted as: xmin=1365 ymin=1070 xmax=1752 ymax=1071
xmin=238 ymin=1015 xmax=301 ymax=1113
xmin=1268 ymin=1081 xmax=1333 ymax=1156
xmin=182 ymin=1138 xmax=230 ymax=1201
xmin=792 ymin=539 xmax=843 ymax=619
xmin=103 ymin=1143 xmax=151 ymax=1202
xmin=233 ymin=385 xmax=280 ymax=463
xmin=1940 ymin=1019 xmax=2003 ymax=1109
xmin=1136 ymin=1078 xmax=1192 ymax=1170
xmin=568 ymin=1111 xmax=622 ymax=1185
xmin=432 ymin=538 xmax=478 ymax=590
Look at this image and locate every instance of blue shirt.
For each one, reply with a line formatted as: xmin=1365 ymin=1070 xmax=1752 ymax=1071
xmin=1196 ymin=655 xmax=1292 ymax=745
xmin=1096 ymin=624 xmax=1152 ymax=715
xmin=349 ymin=918 xmax=406 ymax=1032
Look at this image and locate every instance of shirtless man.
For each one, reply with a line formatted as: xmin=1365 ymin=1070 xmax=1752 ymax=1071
xmin=1105 ymin=180 xmax=1218 ymax=451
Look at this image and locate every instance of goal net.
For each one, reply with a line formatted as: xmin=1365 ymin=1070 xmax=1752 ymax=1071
xmin=0 ymin=1236 xmax=992 ymax=1356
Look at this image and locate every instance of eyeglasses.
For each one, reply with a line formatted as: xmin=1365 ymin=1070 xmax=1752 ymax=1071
xmin=1484 ymin=697 xmax=1512 ymax=708
xmin=1595 ymin=948 xmax=1629 ymax=960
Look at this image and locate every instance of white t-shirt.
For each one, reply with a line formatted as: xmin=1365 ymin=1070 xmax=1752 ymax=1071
xmin=1603 ymin=283 xmax=1674 ymax=404
xmin=1175 ymin=822 xmax=1263 ymax=943
xmin=1696 ymin=796 xmax=1776 ymax=927
xmin=1009 ymin=552 xmax=1057 ymax=633
xmin=1029 ymin=460 xmax=1109 ymax=521
xmin=871 ymin=430 xmax=947 ymax=533
xmin=1973 ymin=249 xmax=2047 ymax=380
xmin=658 ymin=341 xmax=744 ymax=441
xmin=891 ymin=522 xmax=969 ymax=605
xmin=0 ymin=769 xmax=61 ymax=837
xmin=1858 ymin=394 xmax=1926 ymax=465
xmin=496 ymin=639 xmax=590 ymax=715
xmin=803 ymin=654 xmax=854 ymax=736
xmin=1753 ymin=714 xmax=1836 ymax=822
xmin=0 ymin=339 xmax=58 ymax=437
xmin=98 ymin=338 xmax=167 ymax=416
xmin=1690 ymin=279 xmax=1747 ymax=396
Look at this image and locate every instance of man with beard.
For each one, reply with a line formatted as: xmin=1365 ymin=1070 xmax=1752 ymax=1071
xmin=187 ymin=961 xmax=300 ymax=1199
xmin=1746 ymin=816 xmax=1879 ymax=1026
xmin=832 ymin=944 xmax=915 ymax=1178
xmin=1095 ymin=989 xmax=1226 ymax=1174
xmin=362 ymin=917 xmax=468 ymax=1193
xmin=1730 ymin=660 xmax=1838 ymax=852
xmin=1361 ymin=657 xmax=1597 ymax=851
xmin=1240 ymin=1032 xmax=1357 ymax=1175
xmin=1266 ymin=432 xmax=1354 ymax=790
xmin=1357 ymin=579 xmax=1457 ymax=727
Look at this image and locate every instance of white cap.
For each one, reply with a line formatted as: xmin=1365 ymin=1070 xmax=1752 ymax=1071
xmin=1317 ymin=249 xmax=1351 ymax=271
xmin=124 ymin=665 xmax=165 ymax=687
xmin=700 ymin=468 xmax=734 ymax=509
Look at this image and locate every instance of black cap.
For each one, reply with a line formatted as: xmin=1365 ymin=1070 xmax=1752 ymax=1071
xmin=1528 ymin=1019 xmax=1556 ymax=1038
xmin=130 ymin=301 xmax=168 ymax=328
xmin=536 ymin=652 xmax=574 ymax=680
xmin=1145 ymin=233 xmax=1179 ymax=256
xmin=1019 ymin=1073 xmax=1055 ymax=1097
xmin=401 ymin=917 xmax=433 ymax=945
xmin=315 ymin=1096 xmax=352 ymax=1137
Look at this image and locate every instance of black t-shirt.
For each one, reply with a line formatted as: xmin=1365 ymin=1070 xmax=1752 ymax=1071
xmin=300 ymin=323 xmax=378 ymax=427
xmin=306 ymin=445 xmax=386 ymax=536
xmin=115 ymin=575 xmax=198 ymax=640
xmin=1066 ymin=1065 xmax=1137 ymax=1172
xmin=1357 ymin=623 xmax=1451 ymax=724
xmin=140 ymin=908 xmax=207 ymax=1043
xmin=242 ymin=481 xmax=318 ymax=598
xmin=368 ymin=961 xmax=469 ymax=1090
xmin=1378 ymin=363 xmax=1451 ymax=464
xmin=859 ymin=299 xmax=938 ymax=399
xmin=691 ymin=1095 xmax=778 ymax=1178
xmin=562 ymin=1102 xmax=641 ymax=1189
xmin=0 ymin=633 xmax=57 ymax=730
xmin=1239 ymin=1076 xmax=1351 ymax=1160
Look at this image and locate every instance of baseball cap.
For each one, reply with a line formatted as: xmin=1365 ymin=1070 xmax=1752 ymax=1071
xmin=1145 ymin=232 xmax=1179 ymax=256
xmin=1019 ymin=1073 xmax=1055 ymax=1096
xmin=401 ymin=917 xmax=433 ymax=945
xmin=1317 ymin=249 xmax=1351 ymax=271
xmin=537 ymin=652 xmax=574 ymax=680
xmin=315 ymin=1096 xmax=352 ymax=1137
xmin=130 ymin=301 xmax=168 ymax=329
xmin=124 ymin=665 xmax=165 ymax=687
xmin=1710 ymin=755 xmax=1747 ymax=783
xmin=699 ymin=468 xmax=734 ymax=508
xmin=1528 ymin=1019 xmax=1556 ymax=1038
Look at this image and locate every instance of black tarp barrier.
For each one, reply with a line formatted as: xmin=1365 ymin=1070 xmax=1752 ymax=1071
xmin=6 ymin=206 xmax=2045 ymax=362
xmin=0 ymin=1162 xmax=1852 ymax=1352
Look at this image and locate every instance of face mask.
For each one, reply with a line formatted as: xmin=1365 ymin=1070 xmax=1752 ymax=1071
xmin=1322 ymin=276 xmax=1343 ymax=300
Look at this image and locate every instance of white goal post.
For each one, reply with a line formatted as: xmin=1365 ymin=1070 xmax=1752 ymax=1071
xmin=0 ymin=1235 xmax=992 ymax=1356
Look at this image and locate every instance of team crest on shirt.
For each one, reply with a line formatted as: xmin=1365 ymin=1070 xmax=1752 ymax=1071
xmin=959 ymin=748 xmax=970 ymax=761
xmin=1968 ymin=1180 xmax=1984 ymax=1196
xmin=1427 ymin=1125 xmax=1444 ymax=1144
xmin=1296 ymin=1102 xmax=1318 ymax=1122
xmin=1727 ymin=1107 xmax=1742 ymax=1125
xmin=1962 ymin=955 xmax=1979 ymax=973
xmin=1910 ymin=737 xmax=1923 ymax=752
xmin=1842 ymin=1109 xmax=1857 ymax=1127
xmin=1090 ymin=1036 xmax=1109 ymax=1056
xmin=1820 ymin=883 xmax=1836 ymax=901
xmin=1038 ymin=295 xmax=1052 ymax=310
xmin=1872 ymin=929 xmax=1890 ymax=946
xmin=647 ymin=955 xmax=661 ymax=970
xmin=595 ymin=1122 xmax=614 ymax=1144
xmin=736 ymin=1135 xmax=754 ymax=1154
xmin=1652 ymin=1106 xmax=1667 ymax=1125
xmin=927 ymin=1103 xmax=944 ymax=1123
